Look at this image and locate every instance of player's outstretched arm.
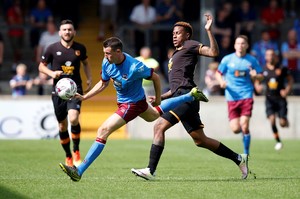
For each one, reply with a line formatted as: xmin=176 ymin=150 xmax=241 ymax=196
xmin=81 ymin=80 xmax=109 ymax=101
xmin=149 ymin=72 xmax=161 ymax=106
xmin=199 ymin=14 xmax=219 ymax=58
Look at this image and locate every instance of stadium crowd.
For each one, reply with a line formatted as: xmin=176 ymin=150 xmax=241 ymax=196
xmin=0 ymin=0 xmax=300 ymax=95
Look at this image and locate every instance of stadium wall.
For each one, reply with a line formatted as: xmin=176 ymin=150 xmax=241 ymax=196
xmin=0 ymin=96 xmax=299 ymax=140
xmin=127 ymin=96 xmax=300 ymax=140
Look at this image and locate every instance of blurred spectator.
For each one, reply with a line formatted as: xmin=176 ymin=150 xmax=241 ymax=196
xmin=294 ymin=17 xmax=300 ymax=42
xmin=281 ymin=29 xmax=300 ymax=94
xmin=36 ymin=21 xmax=60 ymax=63
xmin=282 ymin=0 xmax=297 ymax=18
xmin=130 ymin=0 xmax=156 ymax=55
xmin=155 ymin=0 xmax=183 ymax=65
xmin=6 ymin=0 xmax=25 ymax=72
xmin=235 ymin=0 xmax=256 ymax=45
xmin=161 ymin=47 xmax=174 ymax=86
xmin=2 ymin=0 xmax=14 ymax=18
xmin=0 ymin=33 xmax=3 ymax=68
xmin=251 ymin=29 xmax=279 ymax=67
xmin=118 ymin=0 xmax=140 ymax=24
xmin=260 ymin=0 xmax=284 ymax=40
xmin=33 ymin=72 xmax=53 ymax=95
xmin=58 ymin=0 xmax=80 ymax=30
xmin=203 ymin=61 xmax=222 ymax=96
xmin=135 ymin=46 xmax=159 ymax=96
xmin=222 ymin=1 xmax=238 ymax=39
xmin=155 ymin=0 xmax=183 ymax=25
xmin=213 ymin=8 xmax=232 ymax=46
xmin=181 ymin=0 xmax=200 ymax=22
xmin=97 ymin=0 xmax=118 ymax=41
xmin=29 ymin=0 xmax=53 ymax=51
xmin=215 ymin=35 xmax=233 ymax=63
xmin=9 ymin=63 xmax=33 ymax=97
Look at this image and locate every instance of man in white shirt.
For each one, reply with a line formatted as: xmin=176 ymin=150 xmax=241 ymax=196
xmin=130 ymin=0 xmax=156 ymax=55
xmin=36 ymin=21 xmax=60 ymax=63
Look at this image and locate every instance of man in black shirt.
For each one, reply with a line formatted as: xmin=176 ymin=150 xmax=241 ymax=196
xmin=255 ymin=49 xmax=293 ymax=150
xmin=38 ymin=19 xmax=92 ymax=167
xmin=131 ymin=14 xmax=250 ymax=180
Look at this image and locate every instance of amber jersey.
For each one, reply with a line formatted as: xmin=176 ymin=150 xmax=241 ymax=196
xmin=263 ymin=65 xmax=290 ymax=97
xmin=168 ymin=40 xmax=203 ymax=94
xmin=41 ymin=41 xmax=88 ymax=94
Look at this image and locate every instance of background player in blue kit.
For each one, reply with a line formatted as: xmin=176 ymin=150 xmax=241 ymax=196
xmin=216 ymin=35 xmax=263 ymax=155
xmin=59 ymin=37 xmax=207 ymax=181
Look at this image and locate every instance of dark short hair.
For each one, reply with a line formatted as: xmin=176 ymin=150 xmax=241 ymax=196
xmin=103 ymin=37 xmax=123 ymax=51
xmin=60 ymin=19 xmax=74 ymax=27
xmin=236 ymin=35 xmax=249 ymax=44
xmin=174 ymin=21 xmax=193 ymax=39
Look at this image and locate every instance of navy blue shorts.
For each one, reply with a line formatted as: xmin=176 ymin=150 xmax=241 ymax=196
xmin=161 ymin=88 xmax=204 ymax=133
xmin=265 ymin=96 xmax=287 ymax=119
xmin=52 ymin=94 xmax=82 ymax=122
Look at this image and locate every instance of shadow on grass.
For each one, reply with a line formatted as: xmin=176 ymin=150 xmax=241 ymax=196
xmin=0 ymin=185 xmax=29 ymax=199
xmin=149 ymin=176 xmax=300 ymax=182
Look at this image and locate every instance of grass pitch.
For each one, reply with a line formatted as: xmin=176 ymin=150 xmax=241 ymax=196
xmin=0 ymin=139 xmax=299 ymax=199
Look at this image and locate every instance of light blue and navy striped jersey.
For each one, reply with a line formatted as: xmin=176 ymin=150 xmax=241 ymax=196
xmin=102 ymin=53 xmax=153 ymax=103
xmin=218 ymin=53 xmax=262 ymax=101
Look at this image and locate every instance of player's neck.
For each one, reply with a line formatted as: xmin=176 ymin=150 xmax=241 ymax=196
xmin=61 ymin=40 xmax=74 ymax=49
xmin=116 ymin=53 xmax=125 ymax=65
xmin=266 ymin=63 xmax=275 ymax=70
xmin=235 ymin=51 xmax=246 ymax=57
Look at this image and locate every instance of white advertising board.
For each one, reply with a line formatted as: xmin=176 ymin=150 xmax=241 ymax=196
xmin=0 ymin=98 xmax=59 ymax=139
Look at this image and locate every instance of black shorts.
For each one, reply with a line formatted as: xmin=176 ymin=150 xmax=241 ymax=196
xmin=161 ymin=88 xmax=203 ymax=133
xmin=52 ymin=94 xmax=82 ymax=122
xmin=265 ymin=96 xmax=287 ymax=119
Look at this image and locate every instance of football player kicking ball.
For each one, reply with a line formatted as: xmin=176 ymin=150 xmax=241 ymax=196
xmin=131 ymin=14 xmax=250 ymax=181
xmin=59 ymin=37 xmax=208 ymax=181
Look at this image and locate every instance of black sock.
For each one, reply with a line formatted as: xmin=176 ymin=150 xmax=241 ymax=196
xmin=147 ymin=144 xmax=164 ymax=175
xmin=272 ymin=125 xmax=281 ymax=142
xmin=273 ymin=132 xmax=281 ymax=142
xmin=214 ymin=143 xmax=240 ymax=165
xmin=59 ymin=130 xmax=72 ymax=157
xmin=71 ymin=124 xmax=81 ymax=152
xmin=72 ymin=138 xmax=80 ymax=152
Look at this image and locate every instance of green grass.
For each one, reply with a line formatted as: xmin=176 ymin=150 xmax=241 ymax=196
xmin=0 ymin=139 xmax=299 ymax=199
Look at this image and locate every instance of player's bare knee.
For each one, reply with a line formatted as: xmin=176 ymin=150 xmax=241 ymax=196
xmin=279 ymin=119 xmax=288 ymax=127
xmin=97 ymin=126 xmax=111 ymax=139
xmin=233 ymin=129 xmax=241 ymax=134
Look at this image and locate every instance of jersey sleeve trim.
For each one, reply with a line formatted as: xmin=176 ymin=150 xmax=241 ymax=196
xmin=145 ymin=68 xmax=154 ymax=80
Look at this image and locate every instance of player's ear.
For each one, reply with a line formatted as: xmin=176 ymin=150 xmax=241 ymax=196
xmin=74 ymin=30 xmax=77 ymax=36
xmin=245 ymin=43 xmax=249 ymax=49
xmin=186 ymin=33 xmax=190 ymax=39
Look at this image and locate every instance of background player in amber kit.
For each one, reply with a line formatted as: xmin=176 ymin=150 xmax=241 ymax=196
xmin=38 ymin=19 xmax=92 ymax=167
xmin=255 ymin=49 xmax=293 ymax=150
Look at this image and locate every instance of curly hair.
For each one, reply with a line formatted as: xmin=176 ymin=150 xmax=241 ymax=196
xmin=173 ymin=21 xmax=193 ymax=39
